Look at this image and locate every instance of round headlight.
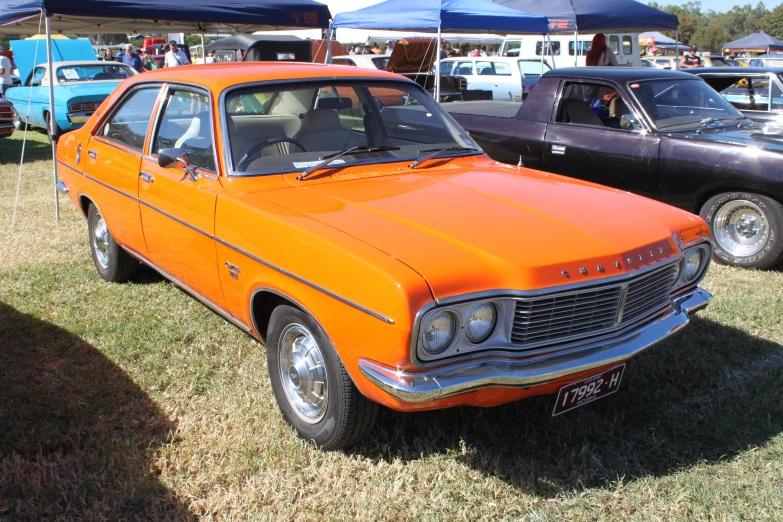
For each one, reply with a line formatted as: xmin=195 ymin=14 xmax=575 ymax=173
xmin=465 ymin=303 xmax=497 ymax=343
xmin=684 ymin=248 xmax=703 ymax=282
xmin=421 ymin=311 xmax=456 ymax=355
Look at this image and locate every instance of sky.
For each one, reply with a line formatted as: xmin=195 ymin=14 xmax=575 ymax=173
xmin=321 ymin=0 xmax=783 ymax=15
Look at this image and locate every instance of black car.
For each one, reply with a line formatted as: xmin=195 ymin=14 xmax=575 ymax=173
xmin=685 ymin=67 xmax=783 ymax=123
xmin=445 ymin=67 xmax=783 ymax=269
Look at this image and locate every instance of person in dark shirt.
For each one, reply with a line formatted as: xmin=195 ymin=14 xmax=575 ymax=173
xmin=680 ymin=46 xmax=703 ymax=68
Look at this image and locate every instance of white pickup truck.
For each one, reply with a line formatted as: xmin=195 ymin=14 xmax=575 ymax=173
xmin=439 ymin=56 xmax=551 ymax=101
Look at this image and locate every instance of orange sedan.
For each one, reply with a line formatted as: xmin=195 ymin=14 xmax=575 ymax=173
xmin=55 ymin=62 xmax=712 ymax=449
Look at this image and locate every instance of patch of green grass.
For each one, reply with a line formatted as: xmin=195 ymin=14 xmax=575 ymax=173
xmin=1 ymin=132 xmax=782 ymax=520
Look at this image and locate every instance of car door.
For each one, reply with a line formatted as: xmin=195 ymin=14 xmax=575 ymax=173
xmin=85 ymin=85 xmax=163 ymax=258
xmin=138 ymin=84 xmax=226 ymax=310
xmin=543 ymin=79 xmax=660 ymax=199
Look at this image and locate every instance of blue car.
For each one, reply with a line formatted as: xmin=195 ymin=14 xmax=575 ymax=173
xmin=5 ymin=38 xmax=136 ymax=139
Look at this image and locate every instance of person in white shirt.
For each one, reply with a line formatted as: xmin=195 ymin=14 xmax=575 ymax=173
xmin=385 ymin=40 xmax=393 ymax=56
xmin=164 ymin=41 xmax=190 ymax=68
xmin=0 ymin=46 xmax=13 ymax=97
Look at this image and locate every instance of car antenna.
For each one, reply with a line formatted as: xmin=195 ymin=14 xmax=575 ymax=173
xmin=517 ymin=155 xmax=524 ymax=168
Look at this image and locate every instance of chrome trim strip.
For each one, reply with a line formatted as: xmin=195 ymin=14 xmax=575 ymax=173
xmin=361 ymin=288 xmax=712 ymax=403
xmin=92 ymin=136 xmax=143 ymax=157
xmin=214 ymin=236 xmax=395 ymax=325
xmin=122 ymin=246 xmax=255 ymax=336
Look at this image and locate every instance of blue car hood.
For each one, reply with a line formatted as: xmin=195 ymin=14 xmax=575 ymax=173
xmin=11 ymin=39 xmax=96 ymax=84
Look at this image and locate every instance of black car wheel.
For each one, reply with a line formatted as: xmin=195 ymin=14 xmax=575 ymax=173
xmin=267 ymin=305 xmax=379 ymax=450
xmin=700 ymin=192 xmax=783 ymax=269
xmin=44 ymin=112 xmax=59 ymax=143
xmin=87 ymin=203 xmax=139 ymax=282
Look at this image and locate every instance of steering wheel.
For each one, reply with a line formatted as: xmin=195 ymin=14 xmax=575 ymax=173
xmin=236 ymin=137 xmax=308 ymax=171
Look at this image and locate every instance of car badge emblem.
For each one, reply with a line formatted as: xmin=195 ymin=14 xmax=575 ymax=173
xmin=639 ymin=254 xmax=644 ymax=261
xmin=225 ymin=262 xmax=241 ymax=280
xmin=614 ymin=261 xmax=621 ymax=269
xmin=579 ymin=267 xmax=587 ymax=275
xmin=597 ymin=265 xmax=605 ymax=272
xmin=649 ymin=250 xmax=654 ymax=257
xmin=659 ymin=247 xmax=664 ymax=254
xmin=561 ymin=270 xmax=569 ymax=278
xmin=627 ymin=258 xmax=633 ymax=264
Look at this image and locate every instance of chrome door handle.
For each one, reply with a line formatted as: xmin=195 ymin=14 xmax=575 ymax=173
xmin=552 ymin=145 xmax=566 ymax=155
xmin=139 ymin=171 xmax=155 ymax=183
xmin=88 ymin=149 xmax=97 ymax=159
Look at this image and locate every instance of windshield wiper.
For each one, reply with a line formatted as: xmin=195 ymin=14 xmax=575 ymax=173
xmin=408 ymin=146 xmax=477 ymax=169
xmin=297 ymin=145 xmax=400 ymax=181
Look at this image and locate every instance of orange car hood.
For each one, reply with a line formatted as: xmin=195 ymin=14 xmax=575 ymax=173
xmin=254 ymin=164 xmax=698 ymax=299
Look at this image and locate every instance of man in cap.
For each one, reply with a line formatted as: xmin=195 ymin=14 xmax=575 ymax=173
xmin=0 ymin=46 xmax=13 ymax=97
xmin=680 ymin=46 xmax=703 ymax=68
xmin=385 ymin=40 xmax=393 ymax=56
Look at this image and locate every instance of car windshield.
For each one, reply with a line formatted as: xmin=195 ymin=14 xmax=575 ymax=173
xmin=224 ymin=81 xmax=477 ymax=175
xmin=56 ymin=64 xmax=135 ymax=83
xmin=629 ymin=78 xmax=743 ymax=130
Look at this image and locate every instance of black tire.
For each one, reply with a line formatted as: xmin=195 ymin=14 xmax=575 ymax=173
xmin=267 ymin=305 xmax=379 ymax=450
xmin=44 ymin=112 xmax=59 ymax=144
xmin=699 ymin=192 xmax=783 ymax=269
xmin=87 ymin=203 xmax=139 ymax=282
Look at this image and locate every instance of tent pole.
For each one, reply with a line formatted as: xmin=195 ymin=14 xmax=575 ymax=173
xmin=435 ymin=20 xmax=441 ymax=102
xmin=326 ymin=22 xmax=334 ymax=64
xmin=541 ymin=33 xmax=545 ymax=75
xmin=574 ymin=29 xmax=578 ymax=67
xmin=45 ymin=12 xmax=59 ymax=221
xmin=548 ymin=34 xmax=555 ymax=69
xmin=675 ymin=28 xmax=679 ymax=70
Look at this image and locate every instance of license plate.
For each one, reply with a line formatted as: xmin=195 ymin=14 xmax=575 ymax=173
xmin=553 ymin=364 xmax=625 ymax=416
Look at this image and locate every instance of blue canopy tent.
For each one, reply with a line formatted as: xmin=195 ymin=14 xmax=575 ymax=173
xmin=0 ymin=0 xmax=331 ymax=221
xmin=723 ymin=31 xmax=783 ymax=54
xmin=330 ymin=0 xmax=549 ymax=99
xmin=494 ymin=0 xmax=679 ymax=66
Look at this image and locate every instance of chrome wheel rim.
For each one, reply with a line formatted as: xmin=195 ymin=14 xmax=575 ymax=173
xmin=91 ymin=210 xmax=110 ymax=269
xmin=714 ymin=200 xmax=768 ymax=257
xmin=278 ymin=323 xmax=328 ymax=424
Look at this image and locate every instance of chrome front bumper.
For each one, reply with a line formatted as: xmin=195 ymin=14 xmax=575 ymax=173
xmin=359 ymin=288 xmax=711 ymax=403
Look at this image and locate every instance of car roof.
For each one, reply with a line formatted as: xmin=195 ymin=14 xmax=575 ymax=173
xmin=36 ymin=60 xmax=130 ymax=68
xmin=123 ymin=62 xmax=406 ymax=92
xmin=687 ymin=67 xmax=783 ymax=75
xmin=440 ymin=56 xmax=539 ymax=62
xmin=541 ymin=67 xmax=698 ymax=81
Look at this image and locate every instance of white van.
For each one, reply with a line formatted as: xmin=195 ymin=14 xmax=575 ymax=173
xmin=500 ymin=34 xmax=641 ymax=68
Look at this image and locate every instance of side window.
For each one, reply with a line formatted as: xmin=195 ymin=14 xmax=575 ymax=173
xmin=771 ymin=80 xmax=783 ymax=110
xmin=608 ymin=36 xmax=620 ymax=54
xmin=476 ymin=61 xmax=494 ymax=75
xmin=568 ymin=41 xmax=590 ymax=56
xmin=622 ymin=36 xmax=633 ymax=55
xmin=100 ymin=88 xmax=160 ymax=151
xmin=454 ymin=61 xmax=475 ymax=76
xmin=504 ymin=40 xmax=522 ymax=56
xmin=491 ymin=62 xmax=512 ymax=76
xmin=518 ymin=60 xmax=550 ymax=77
xmin=154 ymin=89 xmax=216 ymax=171
xmin=31 ymin=68 xmax=45 ymax=87
xmin=440 ymin=61 xmax=455 ymax=75
xmin=556 ymin=82 xmax=625 ymax=128
xmin=536 ymin=41 xmax=560 ymax=56
xmin=332 ymin=58 xmax=357 ymax=67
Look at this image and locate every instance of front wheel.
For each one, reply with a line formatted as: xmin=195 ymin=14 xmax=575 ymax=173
xmin=699 ymin=192 xmax=783 ymax=269
xmin=87 ymin=204 xmax=139 ymax=282
xmin=267 ymin=305 xmax=379 ymax=449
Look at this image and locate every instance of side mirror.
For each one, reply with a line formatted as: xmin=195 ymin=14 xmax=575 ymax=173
xmin=620 ymin=114 xmax=641 ymax=131
xmin=158 ymin=147 xmax=187 ymax=168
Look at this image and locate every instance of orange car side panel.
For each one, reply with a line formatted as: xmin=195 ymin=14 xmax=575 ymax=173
xmin=83 ymin=136 xmax=148 ymax=257
xmin=138 ymin=156 xmax=227 ymax=309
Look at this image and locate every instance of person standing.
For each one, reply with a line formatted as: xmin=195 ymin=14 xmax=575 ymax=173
xmin=121 ymin=44 xmax=143 ymax=73
xmin=0 ymin=47 xmax=13 ymax=98
xmin=102 ymin=47 xmax=114 ymax=61
xmin=585 ymin=33 xmax=618 ymax=66
xmin=115 ymin=47 xmax=126 ymax=63
xmin=385 ymin=40 xmax=393 ymax=56
xmin=141 ymin=48 xmax=158 ymax=71
xmin=680 ymin=46 xmax=703 ymax=68
xmin=164 ymin=41 xmax=189 ymax=67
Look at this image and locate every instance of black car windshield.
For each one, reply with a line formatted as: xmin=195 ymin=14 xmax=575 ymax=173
xmin=56 ymin=64 xmax=136 ymax=83
xmin=224 ymin=81 xmax=477 ymax=175
xmin=629 ymin=78 xmax=744 ymax=130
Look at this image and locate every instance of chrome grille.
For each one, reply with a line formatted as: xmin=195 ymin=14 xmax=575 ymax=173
xmin=511 ymin=261 xmax=679 ymax=349
xmin=621 ymin=263 xmax=679 ymax=323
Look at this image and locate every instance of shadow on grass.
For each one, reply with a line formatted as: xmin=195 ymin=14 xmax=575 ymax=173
xmin=0 ymin=302 xmax=194 ymax=520
xmin=0 ymin=131 xmax=53 ymax=165
xmin=355 ymin=316 xmax=783 ymax=498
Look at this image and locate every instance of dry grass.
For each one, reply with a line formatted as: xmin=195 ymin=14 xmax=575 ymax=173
xmin=1 ymin=131 xmax=782 ymax=520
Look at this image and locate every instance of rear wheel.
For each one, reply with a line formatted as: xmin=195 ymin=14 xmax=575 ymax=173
xmin=87 ymin=204 xmax=139 ymax=282
xmin=44 ymin=112 xmax=59 ymax=143
xmin=266 ymin=305 xmax=379 ymax=449
xmin=699 ymin=192 xmax=783 ymax=269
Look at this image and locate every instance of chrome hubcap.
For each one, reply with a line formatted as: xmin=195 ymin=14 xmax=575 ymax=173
xmin=714 ymin=200 xmax=768 ymax=257
xmin=91 ymin=211 xmax=110 ymax=269
xmin=278 ymin=324 xmax=328 ymax=424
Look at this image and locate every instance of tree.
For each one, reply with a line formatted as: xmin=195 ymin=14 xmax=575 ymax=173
xmin=761 ymin=5 xmax=783 ymax=40
xmin=691 ymin=25 xmax=731 ymax=52
xmin=648 ymin=1 xmax=705 ymax=44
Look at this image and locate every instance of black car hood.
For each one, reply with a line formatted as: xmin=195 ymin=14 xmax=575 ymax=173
xmin=667 ymin=122 xmax=783 ymax=153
